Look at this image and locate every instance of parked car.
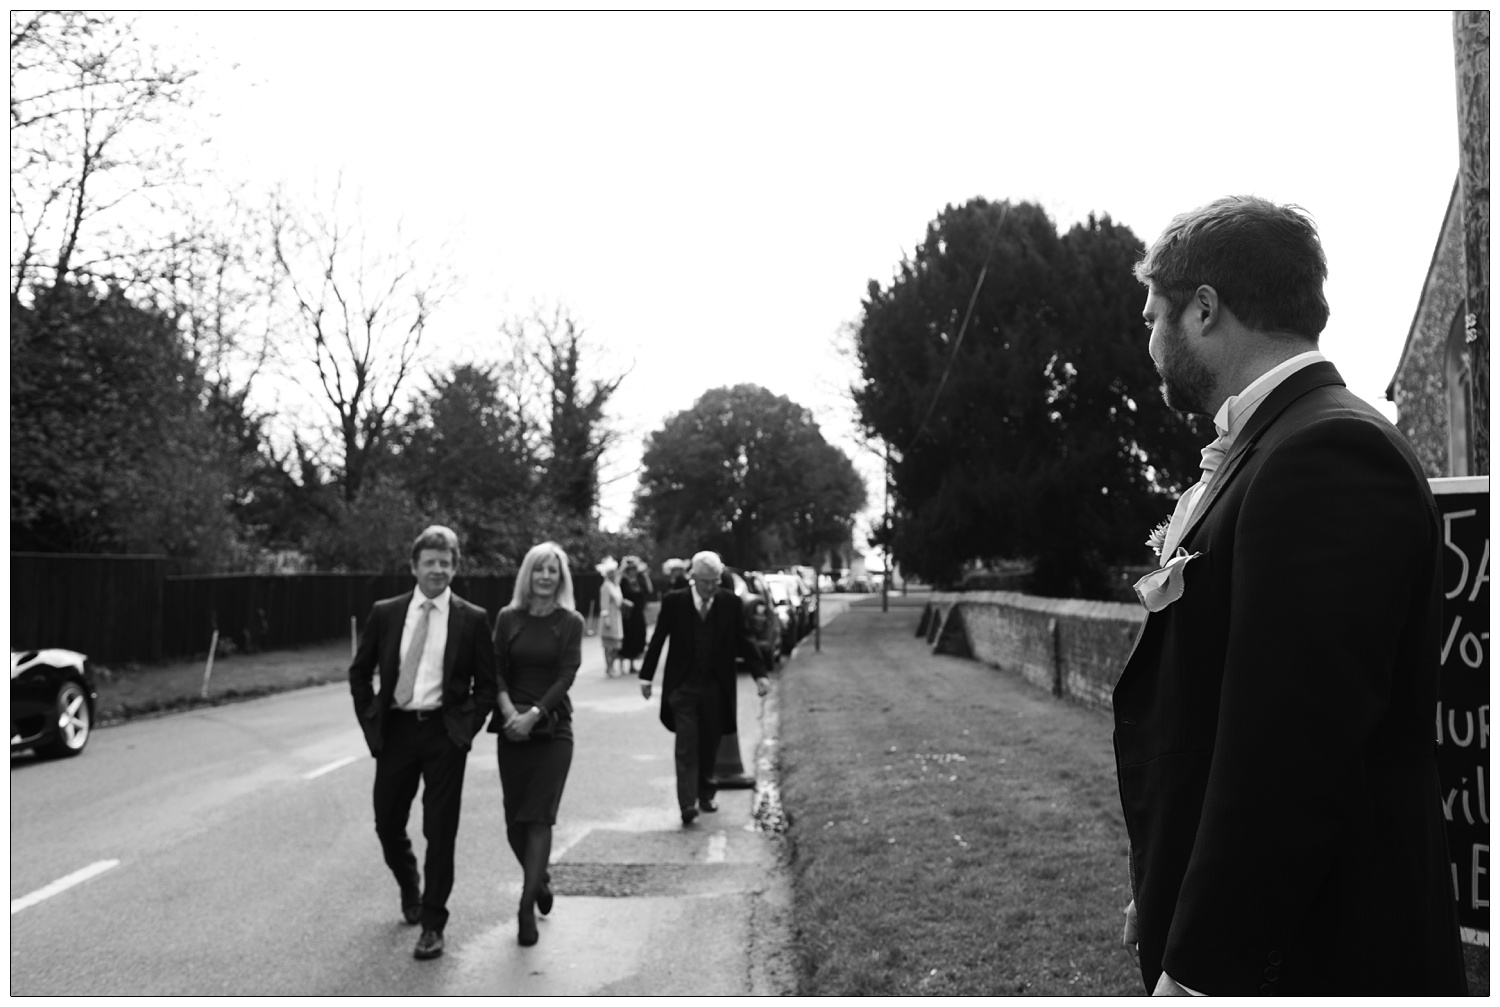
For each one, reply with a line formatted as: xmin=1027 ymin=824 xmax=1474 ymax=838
xmin=723 ymin=568 xmax=781 ymax=671
xmin=11 ymin=648 xmax=97 ymax=758
xmin=766 ymin=572 xmax=813 ymax=642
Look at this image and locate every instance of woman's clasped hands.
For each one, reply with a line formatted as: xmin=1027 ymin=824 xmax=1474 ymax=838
xmin=502 ymin=706 xmax=542 ymax=742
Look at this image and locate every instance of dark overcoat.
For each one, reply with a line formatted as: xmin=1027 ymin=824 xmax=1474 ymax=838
xmin=348 ymin=590 xmax=497 ymax=755
xmin=640 ymin=586 xmax=766 ymax=732
xmin=1113 ymin=362 xmax=1466 ymax=995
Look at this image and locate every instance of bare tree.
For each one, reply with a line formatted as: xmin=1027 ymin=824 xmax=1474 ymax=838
xmin=268 ymin=181 xmax=450 ymax=503
xmin=10 ymin=10 xmax=197 ymax=302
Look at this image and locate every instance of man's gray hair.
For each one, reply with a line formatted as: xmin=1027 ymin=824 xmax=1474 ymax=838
xmin=689 ymin=551 xmax=725 ymax=577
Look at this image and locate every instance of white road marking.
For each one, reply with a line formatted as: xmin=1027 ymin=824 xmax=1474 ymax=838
xmin=302 ymin=756 xmax=358 ymax=780
xmin=12 ymin=859 xmax=121 ymax=914
xmin=706 ymin=832 xmax=728 ymax=864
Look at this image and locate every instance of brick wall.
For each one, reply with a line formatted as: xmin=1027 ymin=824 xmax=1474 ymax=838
xmin=928 ymin=591 xmax=1144 ymax=712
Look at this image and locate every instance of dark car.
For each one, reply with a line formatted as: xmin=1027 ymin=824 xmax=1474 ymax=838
xmin=722 ymin=568 xmax=781 ymax=671
xmin=764 ymin=573 xmax=814 ymax=651
xmin=11 ymin=648 xmax=97 ymax=758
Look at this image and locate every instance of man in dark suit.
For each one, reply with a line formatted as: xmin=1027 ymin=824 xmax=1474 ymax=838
xmin=349 ymin=525 xmax=496 ymax=961
xmin=1113 ymin=196 xmax=1466 ymax=995
xmin=640 ymin=551 xmax=769 ymax=825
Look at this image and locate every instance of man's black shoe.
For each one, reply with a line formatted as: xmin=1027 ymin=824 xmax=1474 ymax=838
xmin=401 ymin=887 xmax=422 ymax=926
xmin=681 ymin=806 xmax=699 ymax=826
xmin=699 ymin=797 xmax=718 ymax=813
xmin=413 ymin=928 xmax=444 ymax=960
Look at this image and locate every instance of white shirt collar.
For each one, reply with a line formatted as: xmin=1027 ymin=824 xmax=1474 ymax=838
xmin=1213 ymin=350 xmax=1326 ymax=442
xmin=691 ymin=583 xmax=715 ymax=609
xmin=411 ymin=586 xmax=452 ymax=614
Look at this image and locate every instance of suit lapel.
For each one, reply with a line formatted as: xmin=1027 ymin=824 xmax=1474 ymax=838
xmin=441 ymin=596 xmax=461 ymax=685
xmin=1177 ymin=361 xmax=1345 ymax=551
xmin=383 ymin=591 xmax=414 ymax=676
xmin=1120 ymin=362 xmax=1346 ymax=678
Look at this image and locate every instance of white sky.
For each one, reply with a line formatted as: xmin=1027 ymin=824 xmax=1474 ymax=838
xmin=134 ymin=11 xmax=1461 ymax=545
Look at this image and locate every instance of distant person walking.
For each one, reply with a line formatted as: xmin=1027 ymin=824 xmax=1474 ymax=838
xmin=662 ymin=557 xmax=689 ymax=593
xmin=639 ymin=551 xmax=768 ymax=825
xmin=348 ymin=525 xmax=497 ymax=961
xmin=596 ymin=557 xmax=626 ymax=677
xmin=618 ymin=556 xmax=652 ymax=676
xmin=1113 ymin=196 xmax=1465 ymax=995
xmin=490 ymin=541 xmax=584 ymax=948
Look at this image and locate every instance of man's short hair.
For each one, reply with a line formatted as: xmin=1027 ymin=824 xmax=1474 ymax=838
xmin=689 ymin=551 xmax=725 ymax=577
xmin=411 ymin=525 xmax=461 ymax=564
xmin=1133 ymin=195 xmax=1329 ymax=341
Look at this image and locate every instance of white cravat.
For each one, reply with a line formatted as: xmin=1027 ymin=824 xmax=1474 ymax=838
xmin=1158 ymin=351 xmax=1326 ymax=562
xmin=1158 ymin=432 xmax=1231 ymax=560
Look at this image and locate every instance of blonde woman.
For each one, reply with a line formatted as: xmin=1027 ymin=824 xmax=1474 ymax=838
xmin=596 ymin=557 xmax=627 ymax=677
xmin=489 ymin=541 xmax=584 ymax=947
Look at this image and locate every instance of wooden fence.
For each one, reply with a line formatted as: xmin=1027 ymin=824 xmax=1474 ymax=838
xmin=11 ymin=553 xmax=167 ymax=663
xmin=12 ymin=553 xmax=609 ymax=664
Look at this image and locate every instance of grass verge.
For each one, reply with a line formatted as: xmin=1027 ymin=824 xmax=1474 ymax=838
xmin=90 ymin=640 xmax=353 ymax=726
xmin=779 ymin=600 xmax=1141 ymax=996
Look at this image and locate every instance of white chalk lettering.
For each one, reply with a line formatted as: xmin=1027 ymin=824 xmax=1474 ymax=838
xmin=1437 ymin=703 xmax=1491 ymax=748
xmin=1468 ymin=539 xmax=1490 ymax=603
xmin=1461 ymin=631 xmax=1489 ymax=670
xmin=1444 ymin=509 xmax=1478 ymax=600
xmin=1479 ymin=765 xmax=1489 ymax=824
xmin=1442 ymin=615 xmax=1464 ymax=666
xmin=1450 ymin=709 xmax=1476 ymax=747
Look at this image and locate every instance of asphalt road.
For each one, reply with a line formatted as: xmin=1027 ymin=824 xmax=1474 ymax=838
xmin=7 ymin=601 xmax=866 ymax=995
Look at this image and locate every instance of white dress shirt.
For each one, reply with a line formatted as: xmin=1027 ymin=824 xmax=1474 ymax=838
xmin=691 ymin=582 xmax=715 ymax=617
xmin=398 ymin=587 xmax=450 ymax=710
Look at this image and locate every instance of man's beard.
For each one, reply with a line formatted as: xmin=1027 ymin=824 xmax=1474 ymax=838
xmin=1156 ymin=318 xmax=1215 ymax=416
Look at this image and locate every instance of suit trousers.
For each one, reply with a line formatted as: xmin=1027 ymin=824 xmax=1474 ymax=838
xmin=372 ymin=709 xmax=468 ymax=932
xmin=667 ymin=681 xmax=723 ymax=812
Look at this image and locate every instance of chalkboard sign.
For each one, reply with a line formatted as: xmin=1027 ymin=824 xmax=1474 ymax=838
xmin=1432 ymin=476 xmax=1489 ymax=945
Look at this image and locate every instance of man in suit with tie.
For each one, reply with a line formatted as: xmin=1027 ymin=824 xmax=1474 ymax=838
xmin=1113 ymin=196 xmax=1466 ymax=995
xmin=640 ymin=551 xmax=769 ymax=825
xmin=349 ymin=525 xmax=497 ymax=960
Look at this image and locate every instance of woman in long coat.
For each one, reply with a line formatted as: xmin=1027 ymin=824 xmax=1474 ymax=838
xmin=618 ymin=556 xmax=652 ymax=676
xmin=596 ymin=557 xmax=626 ymax=677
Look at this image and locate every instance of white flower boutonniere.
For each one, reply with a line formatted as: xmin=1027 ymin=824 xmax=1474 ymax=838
xmin=1133 ymin=548 xmax=1202 ymax=613
xmin=1145 ymin=519 xmax=1171 ymax=560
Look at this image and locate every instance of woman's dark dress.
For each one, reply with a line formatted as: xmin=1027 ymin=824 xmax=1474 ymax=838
xmin=619 ymin=572 xmax=649 ymax=661
xmin=489 ymin=607 xmax=583 ymax=825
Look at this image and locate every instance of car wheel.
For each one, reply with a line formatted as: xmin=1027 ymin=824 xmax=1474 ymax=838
xmin=37 ymin=681 xmax=90 ymax=758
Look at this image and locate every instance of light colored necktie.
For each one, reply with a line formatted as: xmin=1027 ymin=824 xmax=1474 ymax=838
xmin=698 ymin=592 xmax=711 ymax=620
xmin=1160 ymin=430 xmax=1232 ymax=561
xmin=394 ymin=600 xmax=434 ymax=706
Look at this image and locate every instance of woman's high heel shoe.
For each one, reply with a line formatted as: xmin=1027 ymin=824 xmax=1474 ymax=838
xmin=518 ymin=909 xmax=539 ymax=946
xmin=537 ymin=879 xmax=553 ymax=916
